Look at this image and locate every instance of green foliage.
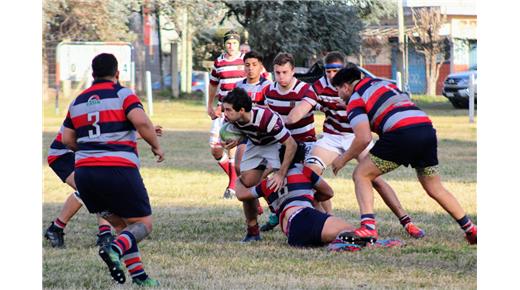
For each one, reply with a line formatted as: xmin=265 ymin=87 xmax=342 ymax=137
xmin=43 ymin=0 xmax=138 ymax=43
xmin=223 ymin=0 xmax=364 ymax=69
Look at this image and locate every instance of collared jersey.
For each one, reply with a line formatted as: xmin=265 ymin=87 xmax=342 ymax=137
xmin=63 ymin=80 xmax=143 ymax=168
xmin=252 ymin=164 xmax=321 ymax=216
xmin=311 ymin=76 xmax=352 ymax=135
xmin=347 ymin=78 xmax=432 ymax=135
xmin=210 ymin=53 xmax=246 ymax=102
xmin=235 ymin=77 xmax=271 ymax=104
xmin=262 ymin=79 xmax=317 ymax=142
xmin=233 ymin=106 xmax=291 ymax=146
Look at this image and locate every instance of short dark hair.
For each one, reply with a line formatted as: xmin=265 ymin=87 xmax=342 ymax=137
xmin=92 ymin=53 xmax=118 ymax=78
xmin=273 ymin=52 xmax=295 ymax=68
xmin=244 ymin=50 xmax=263 ymax=63
xmin=222 ymin=87 xmax=252 ymax=112
xmin=331 ymin=67 xmax=362 ymax=87
xmin=324 ymin=51 xmax=345 ymax=64
xmin=279 ymin=142 xmax=306 ymax=165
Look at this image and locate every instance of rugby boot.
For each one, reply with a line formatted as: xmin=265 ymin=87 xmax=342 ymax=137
xmin=99 ymin=245 xmax=126 ymax=284
xmin=241 ymin=224 xmax=261 ymax=242
xmin=44 ymin=223 xmax=65 ymax=248
xmin=96 ymin=233 xmax=115 ymax=248
xmin=132 ymin=277 xmax=160 ymax=287
xmin=465 ymin=225 xmax=477 ymax=245
xmin=223 ymin=188 xmax=236 ymax=199
xmin=404 ymin=222 xmax=425 ymax=239
xmin=260 ymin=213 xmax=279 ymax=232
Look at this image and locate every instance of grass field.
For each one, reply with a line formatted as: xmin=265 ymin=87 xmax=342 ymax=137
xmin=42 ymin=95 xmax=477 ymax=289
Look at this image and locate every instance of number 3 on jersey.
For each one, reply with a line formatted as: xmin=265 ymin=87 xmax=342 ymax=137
xmin=88 ymin=112 xmax=101 ymax=138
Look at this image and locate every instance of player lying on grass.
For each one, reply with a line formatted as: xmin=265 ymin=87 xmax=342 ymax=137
xmin=234 ymin=148 xmax=401 ymax=250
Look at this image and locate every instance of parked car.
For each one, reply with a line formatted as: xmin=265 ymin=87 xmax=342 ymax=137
xmin=162 ymin=70 xmax=207 ymax=92
xmin=442 ymin=66 xmax=477 ymax=109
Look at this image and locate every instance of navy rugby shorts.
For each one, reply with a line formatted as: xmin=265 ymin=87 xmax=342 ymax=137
xmin=49 ymin=152 xmax=75 ymax=183
xmin=75 ymin=166 xmax=152 ymax=218
xmin=370 ymin=124 xmax=439 ymax=169
xmin=287 ymin=207 xmax=330 ymax=247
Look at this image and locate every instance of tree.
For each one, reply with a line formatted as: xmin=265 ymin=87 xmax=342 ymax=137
xmin=407 ymin=6 xmax=449 ymax=96
xmin=222 ymin=0 xmax=363 ymax=70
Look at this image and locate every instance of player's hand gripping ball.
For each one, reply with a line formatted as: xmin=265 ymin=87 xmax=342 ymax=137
xmin=219 ymin=122 xmax=245 ymax=143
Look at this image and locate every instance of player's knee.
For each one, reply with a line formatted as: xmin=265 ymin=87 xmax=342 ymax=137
xmin=305 ymin=156 xmax=326 ymax=173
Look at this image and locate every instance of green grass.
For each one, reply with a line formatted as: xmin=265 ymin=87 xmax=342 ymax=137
xmin=42 ymin=96 xmax=476 ymax=289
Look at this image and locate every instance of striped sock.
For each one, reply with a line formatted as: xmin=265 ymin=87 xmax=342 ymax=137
xmin=456 ymin=215 xmax=475 ymax=233
xmin=399 ymin=215 xmax=412 ymax=227
xmin=53 ymin=218 xmax=67 ymax=229
xmin=121 ymin=235 xmax=148 ymax=281
xmin=98 ymin=225 xmax=112 ymax=236
xmin=360 ymin=214 xmax=376 ymax=230
xmin=111 ymin=231 xmax=134 ymax=256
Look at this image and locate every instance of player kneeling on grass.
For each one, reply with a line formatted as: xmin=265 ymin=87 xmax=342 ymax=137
xmin=62 ymin=53 xmax=165 ymax=286
xmin=234 ymin=150 xmax=401 ymax=251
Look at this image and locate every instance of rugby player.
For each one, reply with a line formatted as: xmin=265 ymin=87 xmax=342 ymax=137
xmin=286 ymin=51 xmax=425 ymax=238
xmin=62 ymin=53 xmax=165 ymax=285
xmin=330 ymin=67 xmax=477 ymax=245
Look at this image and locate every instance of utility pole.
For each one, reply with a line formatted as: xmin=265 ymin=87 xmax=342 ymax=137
xmin=397 ymin=0 xmax=406 ymax=89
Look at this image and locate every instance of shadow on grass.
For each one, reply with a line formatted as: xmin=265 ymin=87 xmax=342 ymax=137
xmin=42 ymin=202 xmax=476 ymax=283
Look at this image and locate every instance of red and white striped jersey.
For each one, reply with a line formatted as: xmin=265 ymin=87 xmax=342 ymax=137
xmin=233 ymin=106 xmax=291 ymax=146
xmin=312 ymin=76 xmax=352 ymax=135
xmin=347 ymin=78 xmax=432 ymax=135
xmin=262 ymin=79 xmax=317 ymax=143
xmin=47 ymin=125 xmax=74 ymax=165
xmin=210 ymin=53 xmax=246 ymax=102
xmin=234 ymin=77 xmax=272 ymax=104
xmin=63 ymin=80 xmax=143 ymax=168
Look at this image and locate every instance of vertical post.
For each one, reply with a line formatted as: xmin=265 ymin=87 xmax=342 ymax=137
xmin=396 ymin=71 xmax=402 ymax=91
xmin=171 ymin=42 xmax=179 ymax=98
xmin=397 ymin=0 xmax=406 ymax=88
xmin=146 ymin=71 xmax=154 ymax=116
xmin=469 ymin=73 xmax=475 ymax=123
xmin=204 ymin=72 xmax=210 ymax=107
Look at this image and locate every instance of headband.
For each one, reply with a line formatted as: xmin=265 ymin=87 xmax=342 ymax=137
xmin=324 ymin=63 xmax=344 ymax=70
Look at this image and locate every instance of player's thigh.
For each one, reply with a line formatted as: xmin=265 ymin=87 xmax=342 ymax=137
xmin=64 ymin=172 xmax=76 ymax=190
xmin=240 ymin=169 xmax=264 ymax=187
xmin=353 ymin=155 xmax=384 ymax=181
xmin=321 ymin=216 xmax=355 ymax=243
xmin=309 ymin=145 xmax=339 ymax=167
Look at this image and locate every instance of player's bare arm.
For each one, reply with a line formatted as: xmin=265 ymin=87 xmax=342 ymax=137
xmin=286 ymin=100 xmax=313 ymax=125
xmin=332 ymin=121 xmax=372 ymax=175
xmin=313 ymin=177 xmax=334 ymax=202
xmin=127 ymin=108 xmax=165 ymax=162
xmin=268 ymin=136 xmax=297 ymax=191
xmin=62 ymin=127 xmax=78 ymax=151
xmin=207 ymin=84 xmax=218 ymax=119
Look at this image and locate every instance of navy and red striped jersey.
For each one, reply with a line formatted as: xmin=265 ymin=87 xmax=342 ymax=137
xmin=347 ymin=78 xmax=432 ymax=135
xmin=210 ymin=53 xmax=246 ymax=102
xmin=233 ymin=106 xmax=290 ymax=146
xmin=251 ymin=164 xmax=321 ymax=216
xmin=47 ymin=125 xmax=74 ymax=165
xmin=263 ymin=80 xmax=317 ymax=142
xmin=63 ymin=79 xmax=143 ymax=168
xmin=312 ymin=76 xmax=352 ymax=135
xmin=234 ymin=77 xmax=271 ymax=104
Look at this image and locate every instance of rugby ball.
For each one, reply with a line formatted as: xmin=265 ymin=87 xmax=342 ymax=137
xmin=219 ymin=122 xmax=244 ymax=143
